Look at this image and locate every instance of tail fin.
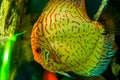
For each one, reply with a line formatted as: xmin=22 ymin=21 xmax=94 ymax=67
xmin=97 ymin=0 xmax=120 ymax=34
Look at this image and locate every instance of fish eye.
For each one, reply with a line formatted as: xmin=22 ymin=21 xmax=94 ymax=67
xmin=36 ymin=47 xmax=41 ymax=53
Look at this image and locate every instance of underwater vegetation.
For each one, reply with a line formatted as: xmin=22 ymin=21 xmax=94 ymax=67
xmin=0 ymin=0 xmax=120 ymax=80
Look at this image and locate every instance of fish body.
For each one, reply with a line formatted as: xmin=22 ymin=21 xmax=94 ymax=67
xmin=31 ymin=0 xmax=118 ymax=77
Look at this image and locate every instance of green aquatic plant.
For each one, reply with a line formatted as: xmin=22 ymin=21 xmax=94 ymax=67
xmin=0 ymin=31 xmax=26 ymax=80
xmin=0 ymin=0 xmax=28 ymax=46
xmin=0 ymin=0 xmax=28 ymax=79
xmin=111 ymin=57 xmax=120 ymax=77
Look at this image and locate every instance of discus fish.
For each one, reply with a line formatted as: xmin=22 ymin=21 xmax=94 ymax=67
xmin=31 ymin=0 xmax=120 ymax=77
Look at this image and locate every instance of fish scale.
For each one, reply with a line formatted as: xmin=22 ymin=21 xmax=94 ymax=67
xmin=31 ymin=0 xmax=117 ymax=77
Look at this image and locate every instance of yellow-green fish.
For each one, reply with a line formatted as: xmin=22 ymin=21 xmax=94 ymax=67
xmin=31 ymin=0 xmax=120 ymax=77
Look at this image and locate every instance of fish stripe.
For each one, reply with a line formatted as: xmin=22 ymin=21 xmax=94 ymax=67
xmin=31 ymin=0 xmax=117 ymax=77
